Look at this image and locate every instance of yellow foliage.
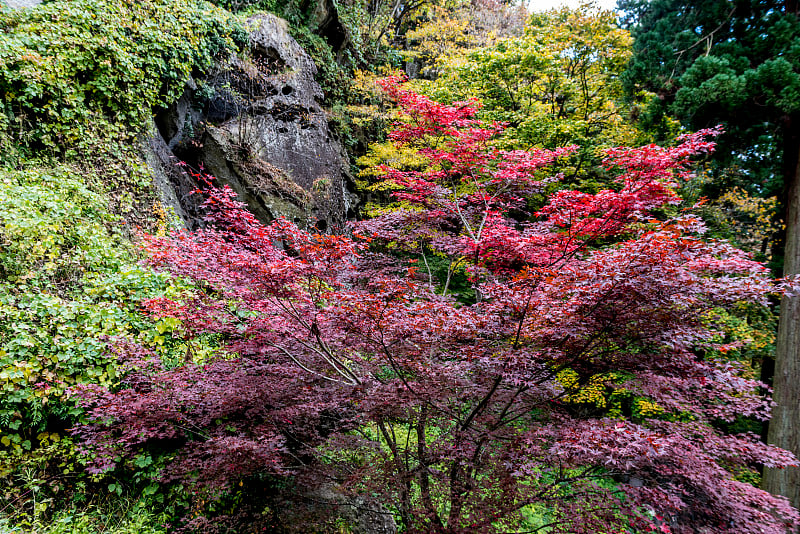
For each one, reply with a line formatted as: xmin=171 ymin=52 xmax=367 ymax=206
xmin=634 ymin=399 xmax=664 ymax=418
xmin=557 ymin=369 xmax=610 ymax=408
xmin=357 ymin=141 xmax=428 ymax=183
xmin=715 ymin=186 xmax=778 ymax=257
xmin=417 ymin=3 xmax=640 ymax=165
xmin=351 ymin=69 xmax=386 ymax=102
xmin=405 ymin=6 xmax=474 ymax=66
xmin=556 ymin=369 xmax=669 ymax=420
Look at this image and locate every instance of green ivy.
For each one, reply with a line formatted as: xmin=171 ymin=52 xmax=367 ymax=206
xmin=0 ymin=164 xmax=205 ymax=530
xmin=0 ymin=0 xmax=244 ymax=160
xmin=0 ymin=168 xmax=170 ymax=451
xmin=0 ymin=0 xmax=252 ymax=528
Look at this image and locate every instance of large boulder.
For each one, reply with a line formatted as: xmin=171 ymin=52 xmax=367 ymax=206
xmin=148 ymin=13 xmax=356 ymax=231
xmin=273 ymin=483 xmax=397 ymax=534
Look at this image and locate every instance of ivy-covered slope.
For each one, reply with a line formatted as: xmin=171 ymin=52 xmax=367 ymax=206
xmin=0 ymin=1 xmax=249 ymax=530
xmin=0 ymin=0 xmax=377 ymax=527
xmin=0 ymin=0 xmax=245 ymax=160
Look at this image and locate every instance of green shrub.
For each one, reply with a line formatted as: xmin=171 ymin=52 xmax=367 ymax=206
xmin=0 ymin=497 xmax=169 ymax=534
xmin=0 ymin=167 xmax=175 ymax=452
xmin=0 ymin=164 xmax=202 ymax=531
xmin=0 ymin=164 xmax=220 ymax=529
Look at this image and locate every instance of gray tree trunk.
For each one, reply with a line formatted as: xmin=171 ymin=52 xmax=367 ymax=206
xmin=764 ymin=128 xmax=800 ymax=511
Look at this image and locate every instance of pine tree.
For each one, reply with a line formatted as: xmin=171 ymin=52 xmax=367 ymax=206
xmin=621 ymin=0 xmax=800 ymax=507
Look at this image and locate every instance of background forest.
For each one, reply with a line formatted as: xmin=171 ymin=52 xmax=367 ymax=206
xmin=0 ymin=0 xmax=799 ymax=532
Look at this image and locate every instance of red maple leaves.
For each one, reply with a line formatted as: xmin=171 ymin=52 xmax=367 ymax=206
xmin=73 ymin=80 xmax=798 ymax=533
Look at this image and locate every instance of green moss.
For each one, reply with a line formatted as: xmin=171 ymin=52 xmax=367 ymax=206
xmin=291 ymin=24 xmax=354 ymax=104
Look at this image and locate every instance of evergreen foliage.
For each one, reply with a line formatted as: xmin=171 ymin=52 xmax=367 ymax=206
xmin=620 ymin=0 xmax=800 ymax=198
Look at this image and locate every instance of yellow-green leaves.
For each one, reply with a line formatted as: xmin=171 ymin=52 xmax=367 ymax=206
xmin=418 ymin=5 xmax=640 ymax=187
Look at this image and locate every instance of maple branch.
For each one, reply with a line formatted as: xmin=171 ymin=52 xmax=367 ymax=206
xmin=416 ymin=404 xmax=443 ymax=528
xmin=460 ymin=374 xmax=503 ymax=433
xmin=420 ymin=247 xmax=435 ymax=289
xmin=266 ymin=342 xmax=349 ymax=384
xmin=442 ymin=257 xmax=464 ymax=297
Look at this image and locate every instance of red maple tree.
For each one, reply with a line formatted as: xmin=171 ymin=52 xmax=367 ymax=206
xmin=74 ymin=79 xmax=799 ymax=533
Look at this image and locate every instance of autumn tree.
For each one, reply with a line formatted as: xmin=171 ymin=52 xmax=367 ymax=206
xmin=400 ymin=0 xmax=527 ymax=79
xmin=414 ymin=4 xmax=637 ymax=189
xmin=74 ymin=81 xmax=799 ymax=533
xmin=620 ymin=0 xmax=800 ymax=508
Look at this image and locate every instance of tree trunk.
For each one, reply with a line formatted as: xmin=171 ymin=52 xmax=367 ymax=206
xmin=763 ymin=115 xmax=800 ymax=511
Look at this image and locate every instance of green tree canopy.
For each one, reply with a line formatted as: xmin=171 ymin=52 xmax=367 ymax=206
xmin=415 ymin=5 xmax=638 ymax=189
xmin=621 ymin=0 xmax=800 ymax=199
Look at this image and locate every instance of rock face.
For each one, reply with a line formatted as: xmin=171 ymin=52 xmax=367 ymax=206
xmin=275 ymin=483 xmax=397 ymax=534
xmin=148 ymin=13 xmax=356 ymax=231
xmin=302 ymin=0 xmax=349 ymax=56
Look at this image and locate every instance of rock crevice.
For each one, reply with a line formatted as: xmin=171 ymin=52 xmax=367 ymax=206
xmin=147 ymin=13 xmax=356 ymax=232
